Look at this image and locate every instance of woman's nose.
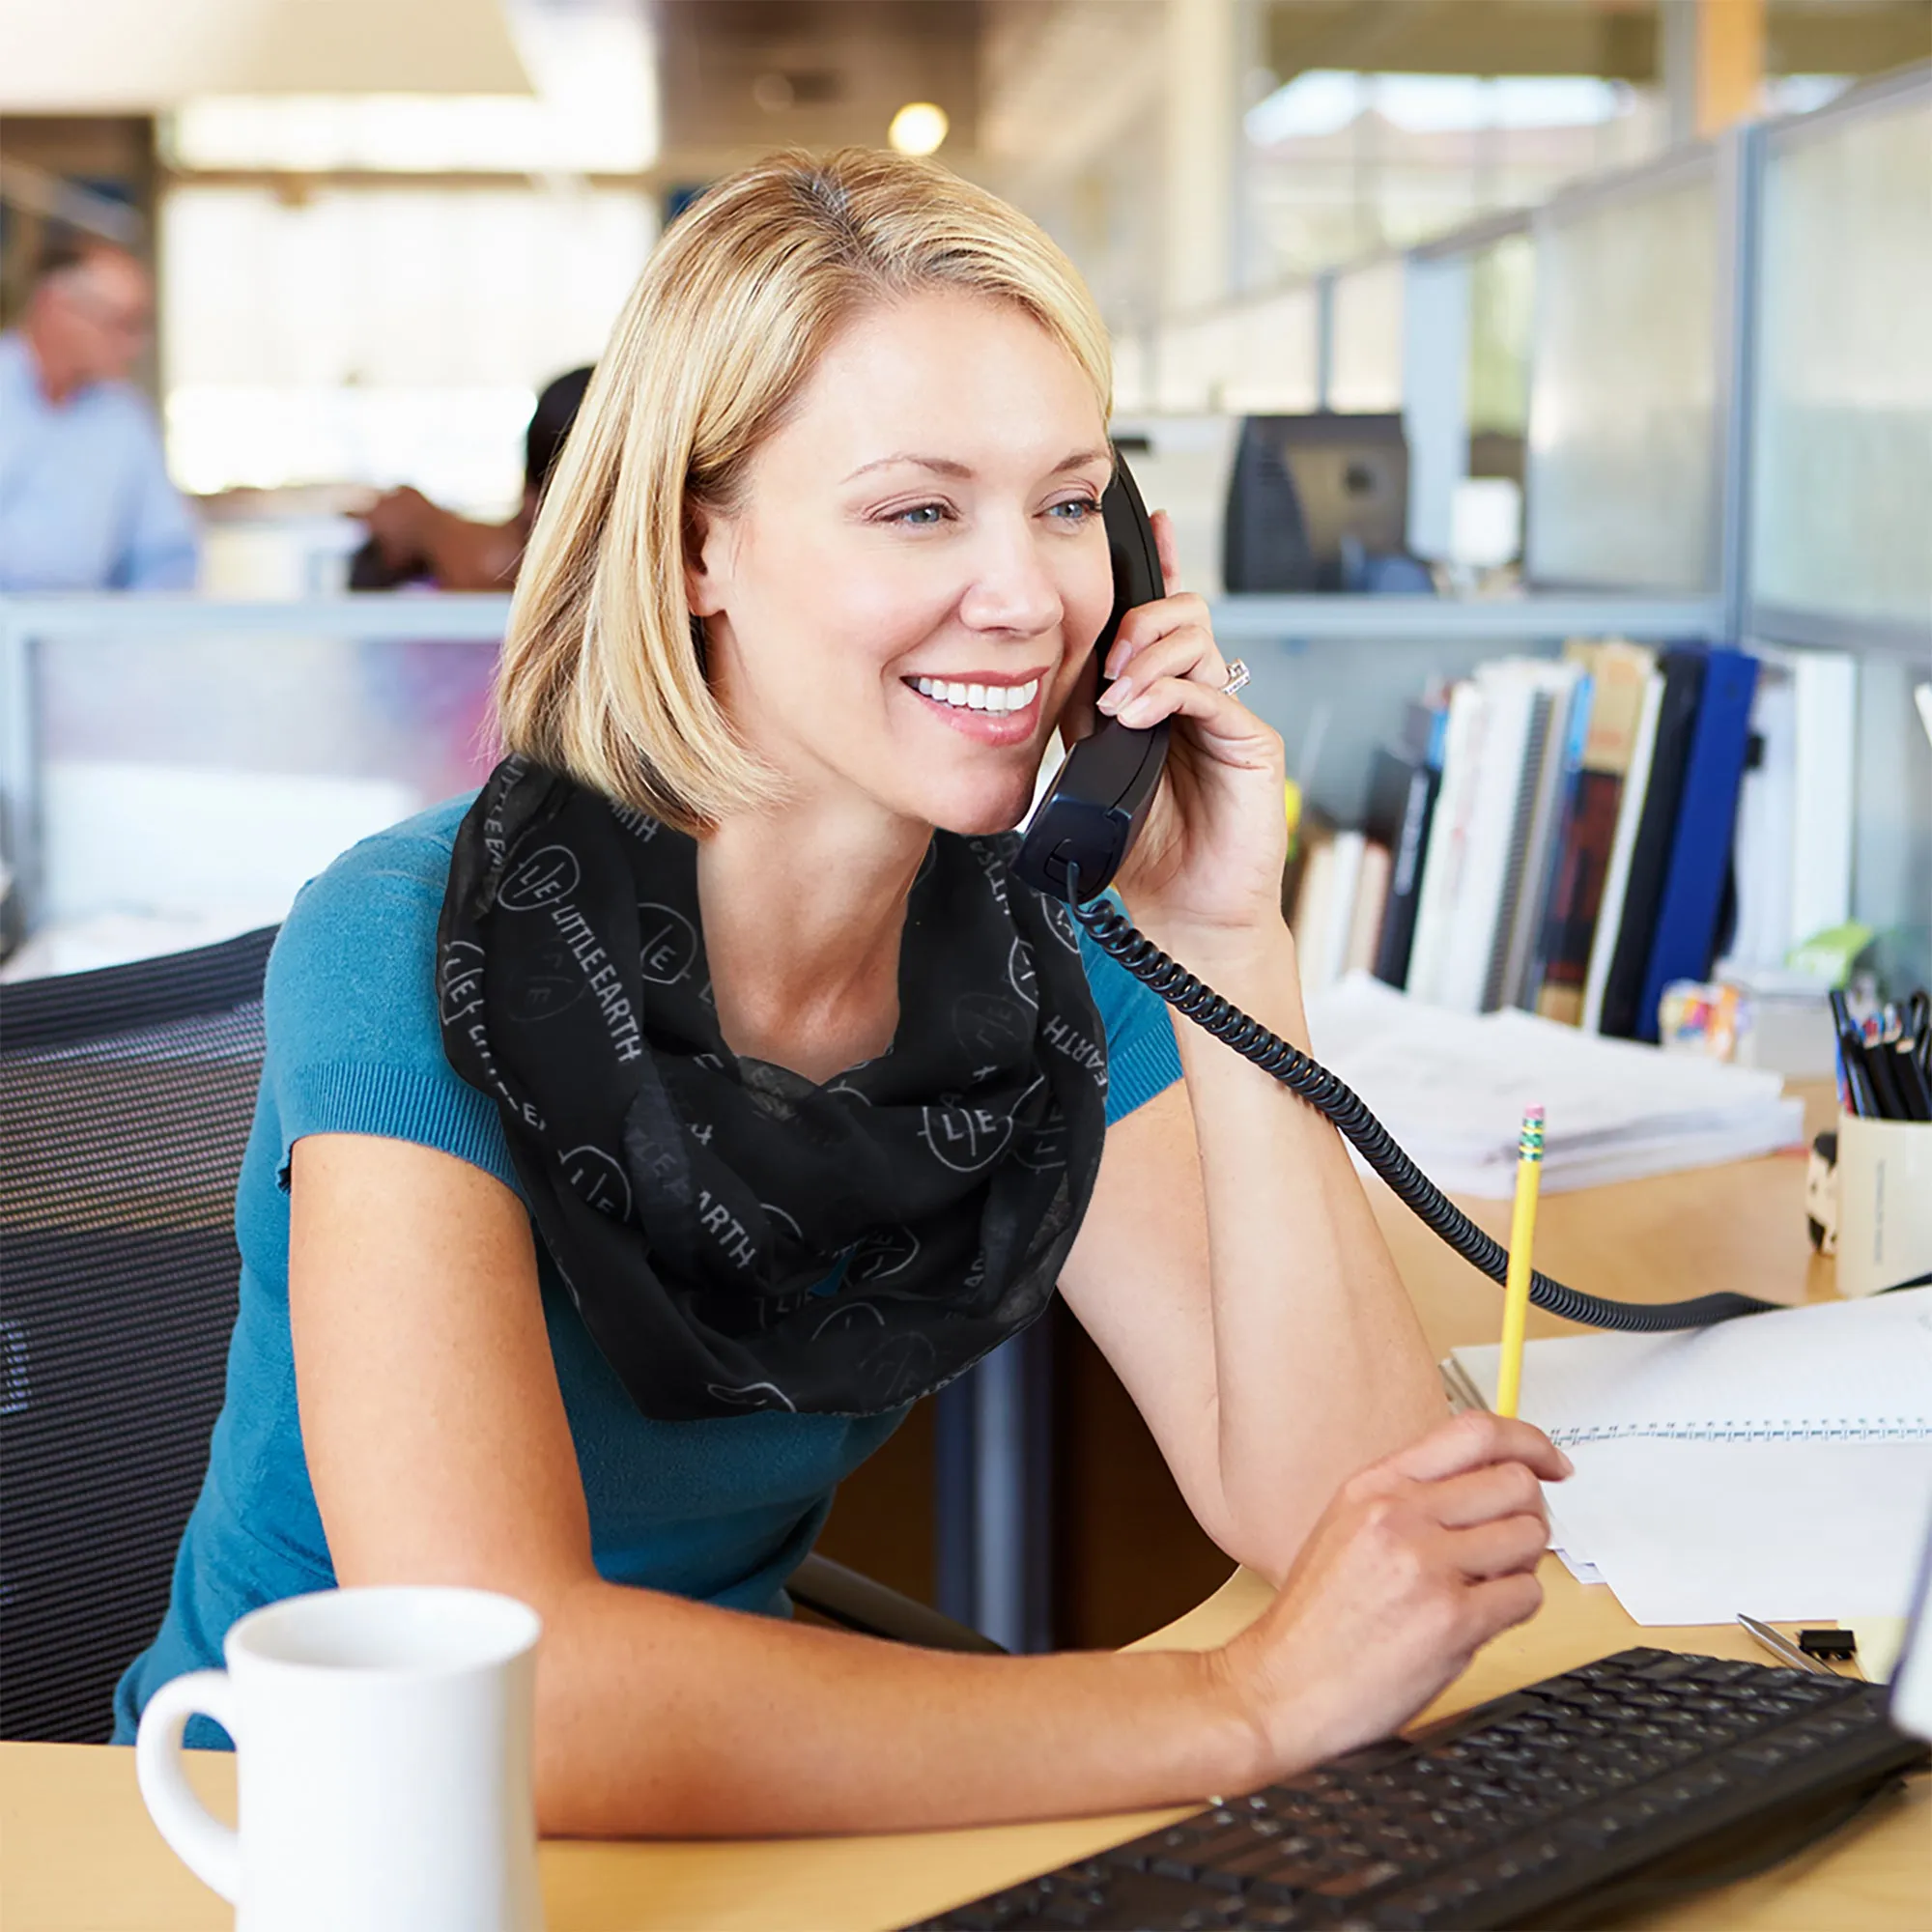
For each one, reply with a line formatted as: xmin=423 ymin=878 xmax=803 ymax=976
xmin=956 ymin=519 xmax=1064 ymax=637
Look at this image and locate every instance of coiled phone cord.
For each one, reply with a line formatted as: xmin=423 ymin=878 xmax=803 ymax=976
xmin=1065 ymin=873 xmax=1776 ymax=1334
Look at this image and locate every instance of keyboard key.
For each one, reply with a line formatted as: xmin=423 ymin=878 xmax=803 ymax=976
xmin=1314 ymin=1859 xmax=1406 ymax=1899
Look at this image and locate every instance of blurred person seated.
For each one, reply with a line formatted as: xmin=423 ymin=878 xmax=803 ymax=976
xmin=0 ymin=239 xmax=200 ymax=591
xmin=351 ymin=366 xmax=592 ymax=590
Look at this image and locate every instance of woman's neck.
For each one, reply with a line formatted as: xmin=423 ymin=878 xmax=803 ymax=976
xmin=696 ymin=801 xmax=932 ymax=1083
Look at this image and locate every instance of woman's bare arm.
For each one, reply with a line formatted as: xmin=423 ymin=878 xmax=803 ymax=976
xmin=1058 ymin=938 xmax=1444 ymax=1586
xmin=292 ymin=1132 xmax=1557 ymax=1838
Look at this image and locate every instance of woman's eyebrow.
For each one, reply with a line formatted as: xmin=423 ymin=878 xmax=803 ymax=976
xmin=841 ymin=447 xmax=1113 ymax=483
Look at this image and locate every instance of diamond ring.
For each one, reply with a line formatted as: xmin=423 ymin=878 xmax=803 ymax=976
xmin=1220 ymin=659 xmax=1251 ymax=699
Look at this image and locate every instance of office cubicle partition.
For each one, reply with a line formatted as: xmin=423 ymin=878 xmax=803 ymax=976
xmin=1522 ymin=142 xmax=1741 ymax=603
xmin=1747 ymin=63 xmax=1932 ymax=655
xmin=1745 ymin=62 xmax=1932 ymax=991
xmin=0 ymin=596 xmax=512 ymax=974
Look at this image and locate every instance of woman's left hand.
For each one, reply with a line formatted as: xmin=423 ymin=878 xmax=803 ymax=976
xmin=1073 ymin=511 xmax=1287 ymax=952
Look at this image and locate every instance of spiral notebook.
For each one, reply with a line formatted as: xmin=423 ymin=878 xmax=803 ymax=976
xmin=1443 ymin=1288 xmax=1932 ymax=1625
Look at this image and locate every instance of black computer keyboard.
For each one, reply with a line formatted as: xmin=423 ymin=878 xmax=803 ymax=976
xmin=912 ymin=1647 xmax=1925 ymax=1931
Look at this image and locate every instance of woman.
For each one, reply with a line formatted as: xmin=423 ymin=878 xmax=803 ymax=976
xmin=116 ymin=150 xmax=1565 ymax=1834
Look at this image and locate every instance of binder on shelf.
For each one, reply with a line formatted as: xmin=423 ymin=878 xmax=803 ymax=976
xmin=1582 ymin=667 xmax=1664 ymax=1035
xmin=1598 ymin=647 xmax=1708 ymax=1039
xmin=1636 ymin=647 xmax=1761 ymax=1037
xmin=1367 ymin=730 xmax=1443 ymax=991
xmin=1477 ymin=678 xmax=1558 ymax=1012
xmin=1495 ymin=663 xmax=1586 ymax=1012
xmin=1534 ymin=642 xmax=1657 ymax=1027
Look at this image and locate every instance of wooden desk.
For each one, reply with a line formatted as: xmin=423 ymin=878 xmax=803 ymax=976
xmin=7 ymin=1114 xmax=1926 ymax=1931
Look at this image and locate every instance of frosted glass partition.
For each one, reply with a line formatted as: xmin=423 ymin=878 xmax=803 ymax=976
xmin=1466 ymin=231 xmax=1535 ymax=438
xmin=1222 ymin=285 xmax=1321 ymax=413
xmin=1326 ymin=258 xmax=1405 ymax=412
xmin=0 ymin=597 xmax=509 ymax=976
xmin=1751 ymin=78 xmax=1932 ymax=637
xmin=1525 ymin=159 xmax=1720 ymax=592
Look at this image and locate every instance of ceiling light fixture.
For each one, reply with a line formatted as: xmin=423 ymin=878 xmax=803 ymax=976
xmin=888 ymin=101 xmax=948 ymax=156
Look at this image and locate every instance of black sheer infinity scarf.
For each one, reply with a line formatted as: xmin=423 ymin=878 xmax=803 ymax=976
xmin=437 ymin=757 xmax=1109 ymax=1419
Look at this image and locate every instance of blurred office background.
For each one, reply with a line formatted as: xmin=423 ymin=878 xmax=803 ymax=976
xmin=3 ymin=0 xmax=1929 ymax=1648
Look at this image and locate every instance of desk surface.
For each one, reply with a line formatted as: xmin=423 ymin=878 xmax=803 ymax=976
xmin=6 ymin=1105 xmax=1926 ymax=1932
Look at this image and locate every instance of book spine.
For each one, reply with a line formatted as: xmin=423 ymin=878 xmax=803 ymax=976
xmin=1636 ymin=649 xmax=1761 ymax=1038
xmin=1599 ymin=649 xmax=1710 ymax=1039
xmin=1374 ymin=764 xmax=1438 ymax=988
xmin=1518 ymin=674 xmax=1595 ymax=1009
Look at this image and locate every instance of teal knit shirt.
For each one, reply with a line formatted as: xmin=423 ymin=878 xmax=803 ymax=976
xmin=113 ymin=797 xmax=1181 ymax=1746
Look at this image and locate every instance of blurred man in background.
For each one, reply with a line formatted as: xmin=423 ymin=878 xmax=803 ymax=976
xmin=0 ymin=240 xmax=200 ymax=591
xmin=352 ymin=364 xmax=593 ymax=590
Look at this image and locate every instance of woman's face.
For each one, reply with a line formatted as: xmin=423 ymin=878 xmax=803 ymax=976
xmin=688 ymin=291 xmax=1114 ymax=837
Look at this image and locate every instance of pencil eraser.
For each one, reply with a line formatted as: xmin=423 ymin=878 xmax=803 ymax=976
xmin=1797 ymin=1628 xmax=1857 ymax=1661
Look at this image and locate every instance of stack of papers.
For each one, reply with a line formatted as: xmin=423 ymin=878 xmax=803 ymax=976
xmin=1304 ymin=972 xmax=1804 ymax=1197
xmin=1446 ymin=1290 xmax=1932 ymax=1626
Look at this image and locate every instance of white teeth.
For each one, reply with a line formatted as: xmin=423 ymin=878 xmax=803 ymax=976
xmin=912 ymin=676 xmax=1041 ymax=715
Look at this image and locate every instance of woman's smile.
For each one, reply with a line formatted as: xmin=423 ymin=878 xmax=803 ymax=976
xmin=901 ymin=668 xmax=1048 ymax=745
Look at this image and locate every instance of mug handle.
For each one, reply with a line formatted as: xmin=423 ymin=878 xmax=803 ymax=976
xmin=135 ymin=1670 xmax=242 ymax=1903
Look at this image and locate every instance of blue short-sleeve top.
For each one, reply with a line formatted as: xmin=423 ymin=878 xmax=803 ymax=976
xmin=113 ymin=795 xmax=1181 ymax=1745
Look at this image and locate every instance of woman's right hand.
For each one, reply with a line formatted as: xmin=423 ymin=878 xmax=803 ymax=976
xmin=1215 ymin=1413 xmax=1571 ymax=1783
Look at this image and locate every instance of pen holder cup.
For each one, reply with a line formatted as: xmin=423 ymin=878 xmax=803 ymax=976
xmin=1834 ymin=1113 xmax=1932 ymax=1298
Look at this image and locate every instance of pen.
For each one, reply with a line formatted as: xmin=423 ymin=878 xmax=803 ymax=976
xmin=1893 ymin=1039 xmax=1932 ymax=1122
xmin=1737 ymin=1613 xmax=1833 ymax=1676
xmin=1864 ymin=1028 xmax=1907 ymax=1120
xmin=1494 ymin=1106 xmax=1545 ymax=1421
xmin=1830 ymin=992 xmax=1877 ymax=1118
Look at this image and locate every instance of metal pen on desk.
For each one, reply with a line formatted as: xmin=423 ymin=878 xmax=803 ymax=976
xmin=1737 ymin=1613 xmax=1833 ymax=1675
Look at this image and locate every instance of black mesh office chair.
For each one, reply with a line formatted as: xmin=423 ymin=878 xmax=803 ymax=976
xmin=0 ymin=929 xmax=994 ymax=1745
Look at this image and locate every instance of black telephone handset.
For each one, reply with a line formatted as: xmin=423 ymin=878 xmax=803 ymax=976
xmin=1014 ymin=450 xmax=1773 ymax=1339
xmin=1013 ymin=457 xmax=1171 ymax=904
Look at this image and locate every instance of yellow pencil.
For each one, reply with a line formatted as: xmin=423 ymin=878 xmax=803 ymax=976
xmin=1494 ymin=1105 xmax=1546 ymax=1420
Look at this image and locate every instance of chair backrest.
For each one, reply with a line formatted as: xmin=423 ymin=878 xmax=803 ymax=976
xmin=1 ymin=928 xmax=276 ymax=1742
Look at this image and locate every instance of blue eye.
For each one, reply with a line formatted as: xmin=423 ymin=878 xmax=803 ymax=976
xmin=891 ymin=503 xmax=951 ymax=527
xmin=1049 ymin=497 xmax=1101 ymax=524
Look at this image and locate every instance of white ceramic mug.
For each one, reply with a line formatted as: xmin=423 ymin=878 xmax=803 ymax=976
xmin=135 ymin=1585 xmax=545 ymax=1932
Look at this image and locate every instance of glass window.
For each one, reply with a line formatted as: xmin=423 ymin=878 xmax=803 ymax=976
xmin=1751 ymin=90 xmax=1932 ymax=629
xmin=161 ymin=185 xmax=654 ymax=511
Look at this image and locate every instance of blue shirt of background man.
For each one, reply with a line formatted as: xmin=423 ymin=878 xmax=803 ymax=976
xmin=0 ymin=331 xmax=199 ymax=591
xmin=113 ymin=794 xmax=1183 ymax=1747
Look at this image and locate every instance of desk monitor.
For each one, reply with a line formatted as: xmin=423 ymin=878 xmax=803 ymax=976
xmin=1223 ymin=412 xmax=1410 ymax=593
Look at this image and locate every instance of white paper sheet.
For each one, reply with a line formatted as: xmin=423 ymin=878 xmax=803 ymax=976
xmin=1547 ymin=1438 xmax=1932 ymax=1625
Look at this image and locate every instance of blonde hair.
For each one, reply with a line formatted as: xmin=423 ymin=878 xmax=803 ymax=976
xmin=496 ymin=147 xmax=1114 ymax=831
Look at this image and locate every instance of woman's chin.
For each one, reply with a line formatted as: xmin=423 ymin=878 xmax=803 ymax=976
xmin=915 ymin=770 xmax=1044 ymax=840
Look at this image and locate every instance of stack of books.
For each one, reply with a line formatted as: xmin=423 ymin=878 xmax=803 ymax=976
xmin=1285 ymin=640 xmax=1859 ymax=1040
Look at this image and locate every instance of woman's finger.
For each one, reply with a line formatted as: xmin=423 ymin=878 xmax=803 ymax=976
xmin=1107 ymin=590 xmax=1216 ymax=677
xmin=1419 ymin=1459 xmax=1551 ymax=1532
xmin=1442 ymin=1511 xmax=1552 ymax=1582
xmin=1097 ymin=627 xmax=1222 ymax=716
xmin=1151 ymin=507 xmax=1183 ymax=593
xmin=1386 ymin=1411 xmax=1574 ymax=1486
xmin=1100 ymin=671 xmax=1274 ymax=754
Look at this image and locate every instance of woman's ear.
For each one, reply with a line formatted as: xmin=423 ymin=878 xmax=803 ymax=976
xmin=684 ymin=502 xmax=731 ymax=618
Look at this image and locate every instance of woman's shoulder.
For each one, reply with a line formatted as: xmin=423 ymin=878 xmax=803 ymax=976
xmin=268 ymin=793 xmax=472 ymax=1036
xmin=264 ymin=792 xmax=515 ymax=1187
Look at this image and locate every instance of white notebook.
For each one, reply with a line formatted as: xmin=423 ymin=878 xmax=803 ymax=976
xmin=1444 ymin=1287 xmax=1932 ymax=1446
xmin=1443 ymin=1290 xmax=1932 ymax=1625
